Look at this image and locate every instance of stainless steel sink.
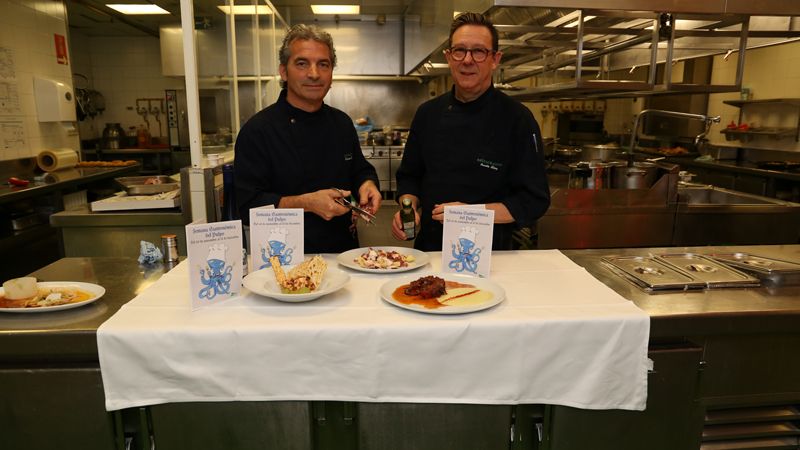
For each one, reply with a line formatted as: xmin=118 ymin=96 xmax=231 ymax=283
xmin=678 ymin=185 xmax=796 ymax=206
xmin=673 ymin=185 xmax=800 ymax=246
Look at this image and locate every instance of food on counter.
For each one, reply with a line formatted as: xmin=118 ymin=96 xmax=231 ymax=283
xmin=270 ymin=255 xmax=327 ymax=294
xmin=7 ymin=177 xmax=30 ymax=187
xmin=392 ymin=276 xmax=491 ymax=309
xmin=727 ymin=120 xmax=738 ymax=129
xmin=404 ymin=276 xmax=447 ymax=298
xmin=0 ymin=279 xmax=94 ymax=309
xmin=3 ymin=277 xmax=38 ymax=299
xmin=355 ymin=248 xmax=415 ymax=269
xmin=75 ymin=160 xmax=137 ymax=168
xmin=657 ymin=146 xmax=689 ymax=156
xmin=143 ymin=177 xmax=163 ymax=185
xmin=355 ymin=117 xmax=369 ymax=126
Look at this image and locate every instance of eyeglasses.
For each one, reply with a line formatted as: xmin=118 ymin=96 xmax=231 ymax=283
xmin=447 ymin=47 xmax=493 ymax=62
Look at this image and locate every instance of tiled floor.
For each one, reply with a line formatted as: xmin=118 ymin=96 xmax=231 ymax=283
xmin=357 ymin=200 xmax=415 ymax=249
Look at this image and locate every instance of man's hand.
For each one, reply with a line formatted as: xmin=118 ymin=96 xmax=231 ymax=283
xmin=391 ymin=195 xmax=421 ymax=241
xmin=431 ymin=201 xmax=466 ymax=222
xmin=358 ymin=180 xmax=382 ymax=215
xmin=280 ymin=188 xmax=351 ymax=220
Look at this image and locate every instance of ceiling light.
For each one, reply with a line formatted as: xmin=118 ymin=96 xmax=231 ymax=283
xmin=311 ymin=5 xmax=360 ymax=15
xmin=106 ymin=4 xmax=169 ymax=15
xmin=217 ymin=5 xmax=273 ymax=15
xmin=564 ymin=16 xmax=596 ymax=28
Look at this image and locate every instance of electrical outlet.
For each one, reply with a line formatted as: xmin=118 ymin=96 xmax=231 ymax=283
xmin=594 ymin=100 xmax=606 ymax=112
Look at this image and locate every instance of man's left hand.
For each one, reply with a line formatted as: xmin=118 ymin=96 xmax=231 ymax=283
xmin=431 ymin=202 xmax=466 ymax=222
xmin=358 ymin=180 xmax=382 ymax=215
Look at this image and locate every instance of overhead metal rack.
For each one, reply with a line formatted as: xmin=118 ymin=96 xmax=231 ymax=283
xmin=408 ymin=1 xmax=800 ymax=101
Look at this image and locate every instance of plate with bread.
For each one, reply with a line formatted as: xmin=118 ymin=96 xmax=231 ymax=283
xmin=0 ymin=277 xmax=105 ymax=313
xmin=242 ymin=255 xmax=350 ymax=302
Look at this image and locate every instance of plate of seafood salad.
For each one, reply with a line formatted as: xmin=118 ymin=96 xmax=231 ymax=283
xmin=0 ymin=277 xmax=105 ymax=313
xmin=336 ymin=247 xmax=429 ymax=273
xmin=379 ymin=273 xmax=505 ymax=315
xmin=242 ymin=255 xmax=350 ymax=302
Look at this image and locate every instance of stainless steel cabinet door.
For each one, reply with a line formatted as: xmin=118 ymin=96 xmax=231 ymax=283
xmin=0 ymin=367 xmax=119 ymax=450
xmin=357 ymin=403 xmax=513 ymax=450
xmin=149 ymin=401 xmax=312 ymax=450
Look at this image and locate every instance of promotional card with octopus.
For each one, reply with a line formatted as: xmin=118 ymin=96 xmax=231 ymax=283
xmin=249 ymin=208 xmax=304 ymax=272
xmin=186 ymin=220 xmax=244 ymax=310
xmin=442 ymin=206 xmax=494 ymax=278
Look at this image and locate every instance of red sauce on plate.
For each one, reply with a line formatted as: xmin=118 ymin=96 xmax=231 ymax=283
xmin=391 ymin=280 xmax=478 ymax=309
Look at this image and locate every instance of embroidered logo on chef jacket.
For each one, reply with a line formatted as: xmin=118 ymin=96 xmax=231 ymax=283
xmin=344 ymin=153 xmax=353 ymax=161
xmin=477 ymin=157 xmax=502 ymax=171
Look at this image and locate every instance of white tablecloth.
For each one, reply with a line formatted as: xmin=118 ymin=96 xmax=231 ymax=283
xmin=97 ymin=250 xmax=650 ymax=411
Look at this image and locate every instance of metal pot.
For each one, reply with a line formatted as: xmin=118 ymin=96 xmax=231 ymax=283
xmin=613 ymin=161 xmax=659 ymax=189
xmin=580 ymin=144 xmax=623 ymax=162
xmin=568 ymin=161 xmax=613 ymax=189
xmin=102 ymin=123 xmax=125 ymax=149
xmin=554 ymin=146 xmax=582 ymax=163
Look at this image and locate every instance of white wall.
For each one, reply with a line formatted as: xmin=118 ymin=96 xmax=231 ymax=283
xmin=0 ymin=0 xmax=78 ymax=161
xmin=707 ymin=39 xmax=800 ymax=152
xmin=70 ymin=32 xmax=184 ymax=141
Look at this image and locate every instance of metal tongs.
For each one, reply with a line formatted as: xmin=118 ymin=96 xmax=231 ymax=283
xmin=332 ymin=187 xmax=376 ymax=225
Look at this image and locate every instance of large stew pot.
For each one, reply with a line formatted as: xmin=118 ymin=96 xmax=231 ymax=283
xmin=580 ymin=144 xmax=623 ymax=162
xmin=612 ymin=161 xmax=659 ymax=189
xmin=568 ymin=161 xmax=613 ymax=189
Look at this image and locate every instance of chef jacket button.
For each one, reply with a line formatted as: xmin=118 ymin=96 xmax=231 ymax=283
xmin=290 ymin=118 xmax=296 ymax=124
xmin=448 ymin=105 xmax=453 ymax=111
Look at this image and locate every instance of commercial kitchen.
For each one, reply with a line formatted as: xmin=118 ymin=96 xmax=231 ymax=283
xmin=2 ymin=1 xmax=800 ymax=449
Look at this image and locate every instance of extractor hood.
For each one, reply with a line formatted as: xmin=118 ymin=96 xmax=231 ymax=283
xmin=406 ymin=0 xmax=800 ymax=101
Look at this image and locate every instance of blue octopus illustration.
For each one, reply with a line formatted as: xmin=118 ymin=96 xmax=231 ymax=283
xmin=448 ymin=238 xmax=481 ymax=274
xmin=259 ymin=240 xmax=293 ymax=269
xmin=199 ymin=258 xmax=233 ymax=300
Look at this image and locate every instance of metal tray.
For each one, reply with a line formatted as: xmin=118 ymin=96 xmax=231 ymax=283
xmin=658 ymin=253 xmax=760 ymax=288
xmin=601 ymin=255 xmax=706 ymax=292
xmin=115 ymin=176 xmax=179 ymax=195
xmin=708 ymin=253 xmax=800 ymax=285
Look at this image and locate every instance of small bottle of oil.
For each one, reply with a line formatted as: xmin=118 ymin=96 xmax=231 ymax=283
xmin=400 ymin=198 xmax=416 ymax=240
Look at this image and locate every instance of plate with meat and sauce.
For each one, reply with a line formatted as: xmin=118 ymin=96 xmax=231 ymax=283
xmin=379 ymin=273 xmax=505 ymax=315
xmin=0 ymin=282 xmax=105 ymax=313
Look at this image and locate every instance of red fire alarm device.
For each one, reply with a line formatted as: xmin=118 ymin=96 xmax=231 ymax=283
xmin=54 ymin=34 xmax=68 ymax=65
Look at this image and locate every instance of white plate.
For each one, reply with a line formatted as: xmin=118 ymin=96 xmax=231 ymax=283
xmin=379 ymin=273 xmax=505 ymax=315
xmin=0 ymin=282 xmax=105 ymax=313
xmin=337 ymin=247 xmax=430 ymax=273
xmin=243 ymin=265 xmax=350 ymax=303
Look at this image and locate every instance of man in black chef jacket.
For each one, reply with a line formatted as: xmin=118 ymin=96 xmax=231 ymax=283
xmin=392 ymin=12 xmax=550 ymax=251
xmin=235 ymin=24 xmax=381 ymax=253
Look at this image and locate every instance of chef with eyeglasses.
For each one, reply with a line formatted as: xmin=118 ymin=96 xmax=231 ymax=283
xmin=393 ymin=12 xmax=551 ymax=251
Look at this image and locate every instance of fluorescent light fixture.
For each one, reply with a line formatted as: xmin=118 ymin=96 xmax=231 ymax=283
xmin=217 ymin=5 xmax=273 ymax=15
xmin=564 ymin=15 xmax=596 ymax=28
xmin=106 ymin=4 xmax=169 ymax=15
xmin=310 ymin=5 xmax=360 ymax=15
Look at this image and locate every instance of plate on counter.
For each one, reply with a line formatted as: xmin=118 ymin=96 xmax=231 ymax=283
xmin=337 ymin=247 xmax=429 ymax=273
xmin=379 ymin=273 xmax=505 ymax=315
xmin=0 ymin=282 xmax=105 ymax=313
xmin=243 ymin=265 xmax=350 ymax=303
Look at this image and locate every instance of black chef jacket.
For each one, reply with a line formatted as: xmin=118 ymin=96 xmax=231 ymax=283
xmin=235 ymin=90 xmax=379 ymax=254
xmin=396 ymin=85 xmax=550 ymax=251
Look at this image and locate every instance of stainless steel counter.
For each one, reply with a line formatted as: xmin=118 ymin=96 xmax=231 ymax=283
xmin=0 ymin=257 xmax=172 ymax=361
xmin=3 ymin=246 xmax=800 ymax=354
xmin=50 ymin=206 xmax=188 ymax=257
xmin=562 ymin=244 xmax=800 ymax=337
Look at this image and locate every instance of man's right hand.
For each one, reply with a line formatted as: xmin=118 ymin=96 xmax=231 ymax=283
xmin=280 ymin=189 xmax=351 ymax=220
xmin=391 ymin=200 xmax=420 ymax=241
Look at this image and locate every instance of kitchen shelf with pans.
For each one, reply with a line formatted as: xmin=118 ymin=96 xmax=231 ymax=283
xmin=722 ymin=98 xmax=800 ymax=142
